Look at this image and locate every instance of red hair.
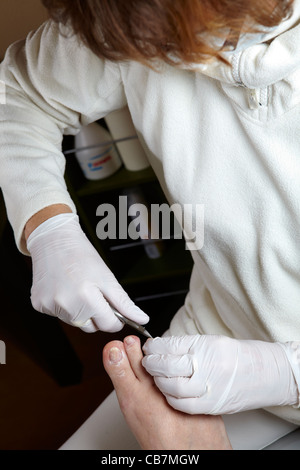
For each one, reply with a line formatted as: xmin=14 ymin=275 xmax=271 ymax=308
xmin=42 ymin=0 xmax=294 ymax=65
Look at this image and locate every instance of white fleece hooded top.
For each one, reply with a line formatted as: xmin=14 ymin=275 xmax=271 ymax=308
xmin=1 ymin=2 xmax=300 ymax=423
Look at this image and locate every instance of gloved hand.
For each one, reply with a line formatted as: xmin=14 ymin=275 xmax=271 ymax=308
xmin=26 ymin=213 xmax=149 ymax=333
xmin=142 ymin=335 xmax=300 ymax=415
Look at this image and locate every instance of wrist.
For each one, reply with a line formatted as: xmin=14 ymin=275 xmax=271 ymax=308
xmin=242 ymin=339 xmax=299 ymax=409
xmin=24 ymin=204 xmax=73 ymax=240
xmin=277 ymin=342 xmax=300 ymax=408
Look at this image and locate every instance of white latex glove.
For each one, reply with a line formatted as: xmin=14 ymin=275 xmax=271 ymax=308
xmin=142 ymin=335 xmax=300 ymax=415
xmin=26 ymin=213 xmax=149 ymax=333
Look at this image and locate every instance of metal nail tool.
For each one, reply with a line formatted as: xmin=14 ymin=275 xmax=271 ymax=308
xmin=113 ymin=308 xmax=153 ymax=338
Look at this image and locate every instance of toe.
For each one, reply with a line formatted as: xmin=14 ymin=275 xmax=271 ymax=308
xmin=102 ymin=340 xmax=138 ymax=394
xmin=103 ymin=339 xmax=145 ymax=416
xmin=124 ymin=336 xmax=153 ymax=383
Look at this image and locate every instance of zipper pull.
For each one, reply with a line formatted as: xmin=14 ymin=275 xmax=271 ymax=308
xmin=247 ymin=89 xmax=261 ymax=109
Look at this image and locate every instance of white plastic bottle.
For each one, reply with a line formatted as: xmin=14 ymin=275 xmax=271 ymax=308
xmin=75 ymin=122 xmax=122 ymax=180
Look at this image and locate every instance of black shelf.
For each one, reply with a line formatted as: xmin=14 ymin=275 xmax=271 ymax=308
xmin=77 ymin=166 xmax=156 ymax=197
xmin=64 ymin=144 xmax=157 ymax=197
xmin=119 ymin=241 xmax=193 ymax=287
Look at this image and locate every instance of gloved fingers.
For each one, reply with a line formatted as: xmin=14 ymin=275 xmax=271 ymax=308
xmin=164 ymin=394 xmax=211 ymax=415
xmin=142 ymin=353 xmax=194 ymax=377
xmin=71 ymin=318 xmax=99 ymax=333
xmin=153 ymin=375 xmax=207 ymax=399
xmin=30 ymin=289 xmax=53 ymax=317
xmin=100 ymin=281 xmax=149 ymax=325
xmin=53 ymin=305 xmax=102 ymax=332
xmin=71 ymin=284 xmax=124 ymax=333
xmin=37 ymin=284 xmax=124 ymax=333
xmin=31 ymin=293 xmax=68 ymax=321
xmin=143 ymin=335 xmax=200 ymax=356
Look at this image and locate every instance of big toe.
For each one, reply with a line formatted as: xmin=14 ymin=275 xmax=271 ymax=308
xmin=103 ymin=340 xmax=138 ymax=399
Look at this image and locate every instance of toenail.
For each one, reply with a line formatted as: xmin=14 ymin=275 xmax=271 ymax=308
xmin=124 ymin=336 xmax=136 ymax=346
xmin=109 ymin=347 xmax=123 ymax=364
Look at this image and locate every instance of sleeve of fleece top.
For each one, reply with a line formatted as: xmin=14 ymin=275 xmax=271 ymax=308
xmin=0 ymin=20 xmax=126 ymax=255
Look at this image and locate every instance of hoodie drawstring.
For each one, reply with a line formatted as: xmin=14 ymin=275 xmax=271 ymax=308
xmin=247 ymin=89 xmax=261 ymax=109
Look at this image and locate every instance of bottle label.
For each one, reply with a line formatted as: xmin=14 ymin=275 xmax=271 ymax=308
xmin=77 ymin=144 xmax=121 ymax=180
xmin=88 ymin=147 xmax=113 ymax=172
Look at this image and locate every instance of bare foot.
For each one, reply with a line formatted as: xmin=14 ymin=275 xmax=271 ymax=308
xmin=102 ymin=335 xmax=232 ymax=450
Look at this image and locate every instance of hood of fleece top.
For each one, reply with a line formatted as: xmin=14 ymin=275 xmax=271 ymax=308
xmin=188 ymin=0 xmax=300 ymax=89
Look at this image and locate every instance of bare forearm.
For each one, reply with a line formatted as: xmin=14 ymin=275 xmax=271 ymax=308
xmin=24 ymin=204 xmax=72 ymax=240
